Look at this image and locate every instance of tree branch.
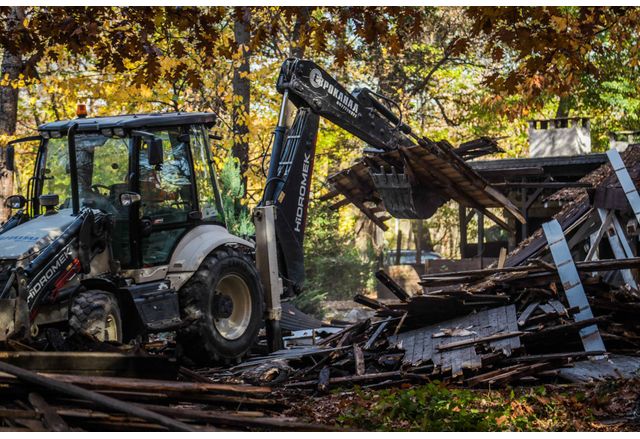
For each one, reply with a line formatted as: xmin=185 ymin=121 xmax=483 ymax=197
xmin=433 ymin=96 xmax=460 ymax=127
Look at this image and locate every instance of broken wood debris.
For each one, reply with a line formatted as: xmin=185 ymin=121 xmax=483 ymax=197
xmin=0 ymin=356 xmax=331 ymax=431
xmin=204 ymin=149 xmax=640 ymax=393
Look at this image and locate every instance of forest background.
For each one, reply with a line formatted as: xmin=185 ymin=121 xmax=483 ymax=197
xmin=1 ymin=6 xmax=639 ymax=312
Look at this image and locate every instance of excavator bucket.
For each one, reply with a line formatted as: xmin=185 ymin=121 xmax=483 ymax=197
xmin=369 ymin=166 xmax=448 ymax=219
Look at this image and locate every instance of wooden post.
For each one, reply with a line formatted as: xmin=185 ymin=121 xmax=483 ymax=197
xmin=477 ymin=210 xmax=484 ymax=259
xmin=415 ymin=220 xmax=423 ymax=265
xmin=498 ymin=247 xmax=507 ymax=269
xmin=395 ymin=229 xmax=402 ymax=265
xmin=459 ymin=205 xmax=467 ymax=258
xmin=521 ymin=186 xmax=529 ymax=241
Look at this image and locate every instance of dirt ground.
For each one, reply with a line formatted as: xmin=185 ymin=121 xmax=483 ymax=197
xmin=284 ymin=378 xmax=640 ymax=431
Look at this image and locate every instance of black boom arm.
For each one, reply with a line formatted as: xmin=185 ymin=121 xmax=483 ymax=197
xmin=260 ymin=58 xmax=415 ymax=295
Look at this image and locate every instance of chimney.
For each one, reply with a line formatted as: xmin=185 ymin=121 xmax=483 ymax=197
xmin=609 ymin=130 xmax=640 ymax=152
xmin=528 ymin=117 xmax=591 ymax=157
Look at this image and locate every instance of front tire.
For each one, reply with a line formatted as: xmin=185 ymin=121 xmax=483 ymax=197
xmin=69 ymin=290 xmax=123 ymax=342
xmin=177 ymin=247 xmax=264 ymax=365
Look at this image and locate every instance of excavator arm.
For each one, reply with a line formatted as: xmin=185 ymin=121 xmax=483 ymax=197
xmin=259 ymin=58 xmax=416 ymax=296
xmin=259 ymin=57 xmax=524 ymax=299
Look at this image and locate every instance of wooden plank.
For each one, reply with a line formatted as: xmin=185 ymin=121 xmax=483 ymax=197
xmin=364 ymin=319 xmax=392 ymax=350
xmin=503 ymin=351 xmax=607 ymax=364
xmin=518 ymin=302 xmax=540 ymax=327
xmin=0 ymin=361 xmax=195 ymax=432
xmin=375 ymin=269 xmax=411 ymax=302
xmin=131 ymin=404 xmax=338 ymax=432
xmin=437 ymin=332 xmax=523 ymax=352
xmin=497 ymin=247 xmax=507 ymax=268
xmin=353 ymin=345 xmax=365 ymax=376
xmin=34 ymin=373 xmax=272 ymax=396
xmin=28 ymin=393 xmax=69 ymax=432
xmin=353 ymin=294 xmax=386 ymax=310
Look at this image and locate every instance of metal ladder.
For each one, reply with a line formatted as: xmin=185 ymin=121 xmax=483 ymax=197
xmin=542 ymin=220 xmax=606 ymax=353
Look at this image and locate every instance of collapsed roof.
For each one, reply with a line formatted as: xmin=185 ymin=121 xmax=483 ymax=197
xmin=323 ymin=137 xmax=525 ymax=231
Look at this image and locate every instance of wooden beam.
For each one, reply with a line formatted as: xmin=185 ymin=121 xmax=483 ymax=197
xmin=0 ymin=360 xmax=195 ymax=432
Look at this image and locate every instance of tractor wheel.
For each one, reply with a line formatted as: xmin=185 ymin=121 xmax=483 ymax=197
xmin=69 ymin=290 xmax=123 ymax=343
xmin=177 ymin=247 xmax=264 ymax=365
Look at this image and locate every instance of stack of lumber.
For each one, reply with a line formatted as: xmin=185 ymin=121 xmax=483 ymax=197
xmin=0 ymin=358 xmax=332 ymax=431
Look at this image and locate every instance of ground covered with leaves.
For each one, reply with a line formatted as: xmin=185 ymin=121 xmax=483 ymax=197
xmin=286 ymin=378 xmax=640 ymax=431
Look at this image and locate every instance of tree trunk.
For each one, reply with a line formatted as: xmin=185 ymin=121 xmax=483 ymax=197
xmin=290 ymin=7 xmax=310 ymax=58
xmin=0 ymin=7 xmax=24 ymax=220
xmin=555 ymin=95 xmax=571 ymax=119
xmin=232 ymin=7 xmax=251 ymax=187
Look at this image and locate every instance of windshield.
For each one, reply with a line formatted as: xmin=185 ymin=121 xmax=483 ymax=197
xmin=41 ymin=134 xmax=130 ymax=214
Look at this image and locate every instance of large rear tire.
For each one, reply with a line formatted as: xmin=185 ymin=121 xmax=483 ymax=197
xmin=177 ymin=247 xmax=264 ymax=365
xmin=69 ymin=290 xmax=123 ymax=343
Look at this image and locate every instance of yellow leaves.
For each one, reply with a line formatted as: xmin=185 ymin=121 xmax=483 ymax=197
xmin=550 ymin=15 xmax=568 ymax=32
xmin=158 ymin=56 xmax=182 ymax=74
xmin=137 ymin=84 xmax=154 ymax=99
xmin=1 ymin=73 xmax=38 ymax=89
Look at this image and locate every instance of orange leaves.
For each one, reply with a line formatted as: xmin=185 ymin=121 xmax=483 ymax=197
xmin=461 ymin=6 xmax=640 ymax=112
xmin=550 ymin=15 xmax=568 ymax=32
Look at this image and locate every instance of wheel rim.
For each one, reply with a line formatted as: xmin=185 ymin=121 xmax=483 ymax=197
xmin=104 ymin=313 xmax=119 ymax=341
xmin=213 ymin=273 xmax=252 ymax=340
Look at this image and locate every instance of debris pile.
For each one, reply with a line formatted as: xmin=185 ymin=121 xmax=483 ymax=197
xmin=207 ymin=146 xmax=640 ymax=392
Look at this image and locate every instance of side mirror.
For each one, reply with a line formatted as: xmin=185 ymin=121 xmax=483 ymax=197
xmin=148 ymin=138 xmax=164 ymax=166
xmin=5 ymin=144 xmax=15 ymax=171
xmin=4 ymin=194 xmax=26 ymax=209
xmin=119 ymin=191 xmax=142 ymax=207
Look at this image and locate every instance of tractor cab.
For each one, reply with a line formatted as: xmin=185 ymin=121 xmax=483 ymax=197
xmin=28 ymin=112 xmax=226 ymax=269
xmin=1 ymin=111 xmax=262 ymax=361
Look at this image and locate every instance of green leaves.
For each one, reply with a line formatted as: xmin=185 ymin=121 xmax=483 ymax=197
xmin=218 ymin=155 xmax=254 ymax=236
xmin=335 ymin=382 xmax=593 ymax=431
xmin=303 ymin=203 xmax=376 ymax=301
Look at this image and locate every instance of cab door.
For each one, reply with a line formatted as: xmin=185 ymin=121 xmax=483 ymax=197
xmin=136 ymin=127 xmax=197 ymax=267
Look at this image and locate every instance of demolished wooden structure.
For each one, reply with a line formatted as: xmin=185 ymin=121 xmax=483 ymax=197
xmin=205 ymin=146 xmax=640 ymax=394
xmin=322 ymin=136 xmax=524 ymax=231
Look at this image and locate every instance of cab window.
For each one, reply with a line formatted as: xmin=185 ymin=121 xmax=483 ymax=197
xmin=190 ymin=125 xmax=223 ymax=222
xmin=138 ymin=129 xmax=194 ymax=225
